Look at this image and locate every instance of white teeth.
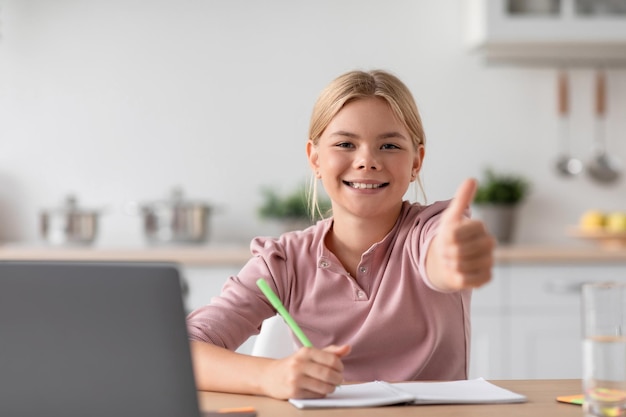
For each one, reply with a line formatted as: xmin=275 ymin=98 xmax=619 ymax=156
xmin=349 ymin=182 xmax=384 ymax=189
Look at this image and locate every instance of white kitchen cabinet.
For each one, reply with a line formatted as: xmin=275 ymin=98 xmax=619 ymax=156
xmin=470 ymin=315 xmax=507 ymax=379
xmin=508 ymin=264 xmax=626 ymax=379
xmin=506 ymin=264 xmax=583 ymax=378
xmin=182 ymin=266 xmax=238 ymax=312
xmin=465 ymin=0 xmax=626 ymax=65
xmin=509 ymin=313 xmax=581 ymax=378
xmin=182 ymin=266 xmax=257 ymax=354
xmin=469 ymin=265 xmax=509 ymax=379
xmin=471 ymin=262 xmax=626 ymax=379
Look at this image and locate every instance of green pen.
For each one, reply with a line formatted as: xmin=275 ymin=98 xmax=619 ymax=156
xmin=256 ymin=278 xmax=313 ymax=348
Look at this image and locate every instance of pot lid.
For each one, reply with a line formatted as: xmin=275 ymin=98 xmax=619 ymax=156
xmin=42 ymin=195 xmax=100 ymax=215
xmin=141 ymin=187 xmax=211 ymax=210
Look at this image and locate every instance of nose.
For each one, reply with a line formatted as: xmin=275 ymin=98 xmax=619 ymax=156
xmin=354 ymin=146 xmax=381 ymax=171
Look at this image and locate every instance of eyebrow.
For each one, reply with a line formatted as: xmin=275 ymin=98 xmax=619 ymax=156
xmin=329 ymin=130 xmax=409 ymax=141
xmin=329 ymin=130 xmax=358 ymax=139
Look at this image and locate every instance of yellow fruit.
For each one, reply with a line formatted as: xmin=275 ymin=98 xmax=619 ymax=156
xmin=580 ymin=210 xmax=606 ymax=231
xmin=605 ymin=212 xmax=626 ymax=233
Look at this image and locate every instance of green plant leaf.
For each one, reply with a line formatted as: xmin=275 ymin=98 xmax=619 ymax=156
xmin=473 ymin=168 xmax=530 ymax=205
xmin=258 ymin=185 xmax=331 ymax=220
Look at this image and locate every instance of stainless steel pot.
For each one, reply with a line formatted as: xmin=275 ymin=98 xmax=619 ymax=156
xmin=140 ymin=188 xmax=212 ymax=244
xmin=40 ymin=195 xmax=99 ymax=245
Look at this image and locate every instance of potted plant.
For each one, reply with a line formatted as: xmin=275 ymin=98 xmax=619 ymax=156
xmin=473 ymin=169 xmax=530 ymax=244
xmin=258 ymin=185 xmax=331 ymax=232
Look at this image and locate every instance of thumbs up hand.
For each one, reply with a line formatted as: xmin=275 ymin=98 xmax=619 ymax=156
xmin=426 ymin=178 xmax=495 ymax=291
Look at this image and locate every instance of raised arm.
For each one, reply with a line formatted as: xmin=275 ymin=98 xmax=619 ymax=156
xmin=425 ymin=178 xmax=495 ymax=291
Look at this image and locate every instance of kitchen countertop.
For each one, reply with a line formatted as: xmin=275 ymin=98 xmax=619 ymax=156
xmin=1 ymin=243 xmax=626 ymax=266
xmin=0 ymin=244 xmax=252 ymax=266
xmin=495 ymin=244 xmax=626 ymax=263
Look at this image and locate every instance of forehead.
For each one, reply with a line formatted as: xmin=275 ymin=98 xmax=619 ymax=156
xmin=326 ymin=97 xmax=405 ymax=132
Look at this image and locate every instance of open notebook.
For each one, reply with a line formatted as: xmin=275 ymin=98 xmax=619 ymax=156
xmin=289 ymin=378 xmax=527 ymax=409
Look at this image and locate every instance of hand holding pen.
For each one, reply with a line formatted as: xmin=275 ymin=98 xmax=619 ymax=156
xmin=256 ymin=279 xmax=350 ymax=399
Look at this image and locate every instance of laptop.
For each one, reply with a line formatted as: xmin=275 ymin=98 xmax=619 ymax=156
xmin=0 ymin=261 xmax=201 ymax=417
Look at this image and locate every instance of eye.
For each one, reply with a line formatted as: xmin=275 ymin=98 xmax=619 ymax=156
xmin=381 ymin=143 xmax=401 ymax=150
xmin=335 ymin=142 xmax=355 ymax=149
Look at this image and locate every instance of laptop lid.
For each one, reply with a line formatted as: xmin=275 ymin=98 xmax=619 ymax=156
xmin=0 ymin=261 xmax=200 ymax=417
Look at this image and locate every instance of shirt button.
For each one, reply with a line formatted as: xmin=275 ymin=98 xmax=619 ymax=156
xmin=357 ymin=290 xmax=366 ymax=299
xmin=319 ymin=260 xmax=330 ymax=268
xmin=359 ymin=266 xmax=367 ymax=273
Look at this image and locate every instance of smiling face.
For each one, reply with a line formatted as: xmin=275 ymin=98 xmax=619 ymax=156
xmin=307 ymin=97 xmax=424 ymax=222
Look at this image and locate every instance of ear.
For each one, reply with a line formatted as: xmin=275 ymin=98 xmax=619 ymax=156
xmin=412 ymin=144 xmax=425 ymax=178
xmin=306 ymin=140 xmax=321 ymax=177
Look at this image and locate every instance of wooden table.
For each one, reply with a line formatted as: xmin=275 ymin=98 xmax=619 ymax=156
xmin=197 ymin=379 xmax=582 ymax=417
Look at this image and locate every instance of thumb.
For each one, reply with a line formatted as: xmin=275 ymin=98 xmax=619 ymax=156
xmin=323 ymin=344 xmax=351 ymax=358
xmin=440 ymin=178 xmax=477 ymax=226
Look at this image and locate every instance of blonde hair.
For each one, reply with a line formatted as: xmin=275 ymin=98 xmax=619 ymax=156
xmin=307 ymin=70 xmax=426 ymax=219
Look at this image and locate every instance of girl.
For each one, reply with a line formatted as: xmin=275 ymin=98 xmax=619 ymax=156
xmin=187 ymin=69 xmax=494 ymax=400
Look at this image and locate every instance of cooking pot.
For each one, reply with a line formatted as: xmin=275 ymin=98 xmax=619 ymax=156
xmin=40 ymin=195 xmax=100 ymax=245
xmin=140 ymin=188 xmax=212 ymax=244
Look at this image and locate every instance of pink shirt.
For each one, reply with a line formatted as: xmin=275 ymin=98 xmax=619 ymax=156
xmin=187 ymin=200 xmax=471 ymax=382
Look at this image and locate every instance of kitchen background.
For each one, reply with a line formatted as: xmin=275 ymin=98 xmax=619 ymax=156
xmin=1 ymin=0 xmax=625 ymax=247
xmin=2 ymin=0 xmax=626 ymax=380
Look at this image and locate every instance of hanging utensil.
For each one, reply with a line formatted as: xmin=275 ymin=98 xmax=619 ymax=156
xmin=587 ymin=69 xmax=621 ymax=184
xmin=555 ymin=70 xmax=583 ymax=177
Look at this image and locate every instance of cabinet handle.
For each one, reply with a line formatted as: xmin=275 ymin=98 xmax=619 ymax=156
xmin=543 ymin=280 xmax=585 ymax=295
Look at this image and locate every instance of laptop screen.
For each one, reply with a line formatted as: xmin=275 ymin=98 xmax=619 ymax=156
xmin=0 ymin=261 xmax=200 ymax=417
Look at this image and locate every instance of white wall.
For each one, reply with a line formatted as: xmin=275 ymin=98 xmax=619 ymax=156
xmin=1 ymin=0 xmax=625 ymax=246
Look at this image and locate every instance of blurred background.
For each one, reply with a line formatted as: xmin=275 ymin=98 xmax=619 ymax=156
xmin=2 ymin=0 xmax=626 ymax=380
xmin=0 ymin=0 xmax=625 ymax=246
